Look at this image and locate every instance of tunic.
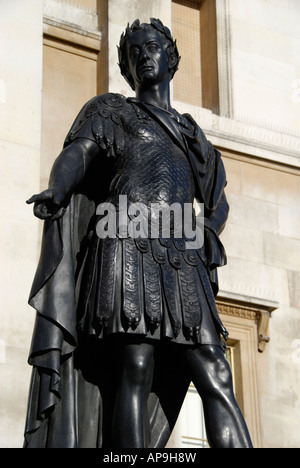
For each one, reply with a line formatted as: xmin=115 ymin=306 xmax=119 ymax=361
xmin=65 ymin=93 xmax=228 ymax=346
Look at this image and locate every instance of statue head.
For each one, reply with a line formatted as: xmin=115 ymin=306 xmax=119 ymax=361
xmin=118 ymin=18 xmax=181 ymax=91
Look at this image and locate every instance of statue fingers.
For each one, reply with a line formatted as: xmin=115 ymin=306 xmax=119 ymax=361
xmin=33 ymin=202 xmax=54 ymax=220
xmin=26 ymin=189 xmax=55 ymax=205
xmin=26 ymin=193 xmax=42 ymax=205
xmin=50 ymin=207 xmax=66 ymax=220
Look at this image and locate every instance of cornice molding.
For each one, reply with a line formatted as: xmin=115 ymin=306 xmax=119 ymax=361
xmin=43 ymin=16 xmax=101 ymax=42
xmin=42 ymin=0 xmax=101 ymax=54
xmin=216 ymin=295 xmax=278 ymax=353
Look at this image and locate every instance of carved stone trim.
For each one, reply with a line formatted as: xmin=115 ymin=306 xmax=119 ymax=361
xmin=216 ymin=297 xmax=277 ymax=353
xmin=217 ymin=302 xmax=257 ymax=321
xmin=256 ymin=310 xmax=271 ymax=353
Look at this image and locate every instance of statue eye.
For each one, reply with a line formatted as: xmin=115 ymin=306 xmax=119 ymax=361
xmin=147 ymin=43 xmax=159 ymax=53
xmin=130 ymin=47 xmax=140 ymax=59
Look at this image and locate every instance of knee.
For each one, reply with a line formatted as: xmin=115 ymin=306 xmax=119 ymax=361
xmin=209 ymin=346 xmax=233 ymax=386
xmin=208 ymin=347 xmax=232 ymax=387
xmin=122 ymin=348 xmax=154 ymax=387
xmin=188 ymin=345 xmax=234 ymax=396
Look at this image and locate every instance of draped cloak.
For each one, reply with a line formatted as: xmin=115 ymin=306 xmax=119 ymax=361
xmin=23 ymin=93 xmax=229 ymax=448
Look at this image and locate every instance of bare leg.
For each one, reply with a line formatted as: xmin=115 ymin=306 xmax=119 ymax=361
xmin=112 ymin=340 xmax=155 ymax=448
xmin=183 ymin=344 xmax=253 ymax=448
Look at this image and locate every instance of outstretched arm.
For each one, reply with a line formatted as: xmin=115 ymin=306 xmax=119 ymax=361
xmin=27 ymin=138 xmax=99 ymax=220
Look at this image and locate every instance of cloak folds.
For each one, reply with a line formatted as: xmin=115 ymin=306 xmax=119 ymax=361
xmin=23 ymin=93 xmax=229 ymax=448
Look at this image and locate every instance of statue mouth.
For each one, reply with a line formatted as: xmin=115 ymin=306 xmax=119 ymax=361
xmin=139 ymin=65 xmax=154 ymax=73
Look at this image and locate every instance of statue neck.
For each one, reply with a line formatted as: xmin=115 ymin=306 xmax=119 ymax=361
xmin=135 ymin=78 xmax=171 ymax=111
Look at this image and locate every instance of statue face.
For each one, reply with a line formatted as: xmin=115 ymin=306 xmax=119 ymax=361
xmin=126 ymin=28 xmax=170 ymax=89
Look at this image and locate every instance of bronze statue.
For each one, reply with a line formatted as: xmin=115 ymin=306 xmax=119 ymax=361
xmin=24 ymin=19 xmax=252 ymax=448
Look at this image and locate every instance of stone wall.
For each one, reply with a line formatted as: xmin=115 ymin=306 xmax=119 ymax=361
xmin=0 ymin=0 xmax=43 ymax=448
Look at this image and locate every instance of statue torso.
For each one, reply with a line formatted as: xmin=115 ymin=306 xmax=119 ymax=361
xmin=110 ymin=101 xmax=195 ymax=208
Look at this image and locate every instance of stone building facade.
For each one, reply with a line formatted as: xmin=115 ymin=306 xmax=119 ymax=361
xmin=1 ymin=0 xmax=300 ymax=448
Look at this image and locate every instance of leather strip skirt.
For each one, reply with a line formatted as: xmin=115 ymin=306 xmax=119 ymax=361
xmin=77 ymin=235 xmax=226 ymax=347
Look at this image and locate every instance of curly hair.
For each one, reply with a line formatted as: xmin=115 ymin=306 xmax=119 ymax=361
xmin=118 ymin=18 xmax=181 ymax=90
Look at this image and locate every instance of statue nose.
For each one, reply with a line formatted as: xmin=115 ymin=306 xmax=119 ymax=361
xmin=140 ymin=46 xmax=150 ymax=61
